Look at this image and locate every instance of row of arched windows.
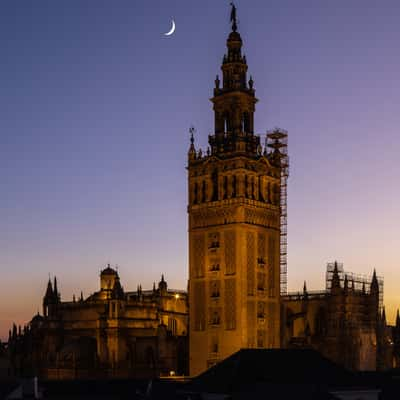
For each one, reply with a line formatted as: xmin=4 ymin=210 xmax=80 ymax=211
xmin=190 ymin=174 xmax=280 ymax=205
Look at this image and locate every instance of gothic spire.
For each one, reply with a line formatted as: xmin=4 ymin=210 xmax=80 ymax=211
xmin=159 ymin=274 xmax=167 ymax=293
xmin=331 ymin=261 xmax=341 ymax=291
xmin=303 ymin=281 xmax=308 ymax=300
xmin=45 ymin=278 xmax=53 ymax=298
xmin=54 ymin=276 xmax=58 ymax=297
xmin=370 ymin=268 xmax=379 ymax=295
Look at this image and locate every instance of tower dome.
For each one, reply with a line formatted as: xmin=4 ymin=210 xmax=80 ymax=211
xmin=100 ymin=264 xmax=119 ymax=291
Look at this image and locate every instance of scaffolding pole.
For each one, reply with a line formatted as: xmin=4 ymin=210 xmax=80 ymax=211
xmin=267 ymin=128 xmax=289 ymax=295
xmin=325 ymin=261 xmax=384 ymax=311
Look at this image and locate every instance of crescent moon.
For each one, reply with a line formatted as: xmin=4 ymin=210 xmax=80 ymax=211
xmin=164 ymin=19 xmax=176 ymax=36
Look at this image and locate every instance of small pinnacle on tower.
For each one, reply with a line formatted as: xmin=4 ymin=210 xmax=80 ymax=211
xmin=215 ymin=75 xmax=220 ymax=89
xmin=188 ymin=126 xmax=196 ymax=158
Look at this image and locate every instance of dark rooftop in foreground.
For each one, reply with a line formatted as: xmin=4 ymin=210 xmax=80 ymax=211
xmin=188 ymin=349 xmax=354 ymax=393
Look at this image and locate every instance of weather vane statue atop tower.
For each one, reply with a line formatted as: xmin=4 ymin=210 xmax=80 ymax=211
xmin=230 ymin=2 xmax=237 ymax=32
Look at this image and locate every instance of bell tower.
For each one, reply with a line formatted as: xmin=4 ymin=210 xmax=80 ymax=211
xmin=188 ymin=5 xmax=286 ymax=376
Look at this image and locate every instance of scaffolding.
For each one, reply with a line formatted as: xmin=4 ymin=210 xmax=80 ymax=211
xmin=325 ymin=261 xmax=384 ymax=310
xmin=267 ymin=128 xmax=289 ymax=295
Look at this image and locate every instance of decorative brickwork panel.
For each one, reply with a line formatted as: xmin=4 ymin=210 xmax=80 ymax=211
xmin=247 ymin=232 xmax=255 ymax=295
xmin=224 ymin=230 xmax=236 ymax=275
xmin=193 ymin=281 xmax=206 ymax=331
xmin=247 ymin=301 xmax=256 ymax=347
xmin=268 ymin=302 xmax=276 ymax=347
xmin=192 ymin=208 xmax=237 ymax=228
xmin=268 ymin=236 xmax=276 ymax=297
xmin=225 ymin=279 xmax=236 ymax=330
xmin=258 ymin=233 xmax=266 ymax=266
xmin=193 ymin=234 xmax=205 ymax=278
xmin=244 ymin=208 xmax=279 ymax=229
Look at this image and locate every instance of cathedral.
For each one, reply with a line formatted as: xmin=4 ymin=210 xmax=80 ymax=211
xmin=8 ymin=268 xmax=188 ymax=379
xmin=6 ymin=6 xmax=400 ymax=379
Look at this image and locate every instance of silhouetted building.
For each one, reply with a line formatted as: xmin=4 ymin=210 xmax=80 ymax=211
xmin=8 ymin=266 xmax=188 ymax=379
xmin=184 ymin=348 xmax=380 ymax=399
xmin=282 ymin=262 xmax=393 ymax=371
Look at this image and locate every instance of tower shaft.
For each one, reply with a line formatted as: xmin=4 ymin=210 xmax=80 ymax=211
xmin=187 ymin=8 xmax=285 ymax=376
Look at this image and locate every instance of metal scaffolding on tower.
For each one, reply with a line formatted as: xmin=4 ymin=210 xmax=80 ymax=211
xmin=267 ymin=128 xmax=289 ymax=295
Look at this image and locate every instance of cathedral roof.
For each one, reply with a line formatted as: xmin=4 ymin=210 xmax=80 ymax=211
xmin=101 ymin=264 xmax=118 ymax=276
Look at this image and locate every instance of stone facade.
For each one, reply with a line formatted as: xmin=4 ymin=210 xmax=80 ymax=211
xmin=281 ymin=263 xmax=392 ymax=371
xmin=187 ymin=22 xmax=283 ymax=376
xmin=7 ymin=267 xmax=188 ymax=379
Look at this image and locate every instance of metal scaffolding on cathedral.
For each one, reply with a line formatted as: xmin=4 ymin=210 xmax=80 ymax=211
xmin=267 ymin=129 xmax=289 ymax=295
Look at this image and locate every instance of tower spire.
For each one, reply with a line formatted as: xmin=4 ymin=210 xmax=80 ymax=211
xmin=45 ymin=278 xmax=53 ymax=298
xmin=370 ymin=268 xmax=379 ymax=296
xmin=187 ymin=6 xmax=286 ymax=375
xmin=207 ymin=5 xmax=259 ymax=157
xmin=230 ymin=2 xmax=238 ymax=32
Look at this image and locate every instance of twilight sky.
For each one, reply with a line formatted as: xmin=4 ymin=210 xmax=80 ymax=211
xmin=1 ymin=0 xmax=400 ymax=339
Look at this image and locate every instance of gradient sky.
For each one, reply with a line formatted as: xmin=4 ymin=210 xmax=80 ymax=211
xmin=1 ymin=0 xmax=400 ymax=340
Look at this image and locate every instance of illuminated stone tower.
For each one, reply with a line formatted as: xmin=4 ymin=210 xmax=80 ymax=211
xmin=187 ymin=8 xmax=283 ymax=376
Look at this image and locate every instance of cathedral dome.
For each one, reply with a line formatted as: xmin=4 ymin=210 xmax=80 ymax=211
xmin=101 ymin=264 xmax=117 ymax=276
xmin=100 ymin=264 xmax=120 ymax=292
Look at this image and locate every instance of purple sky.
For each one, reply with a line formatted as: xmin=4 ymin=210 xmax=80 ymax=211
xmin=1 ymin=0 xmax=400 ymax=339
